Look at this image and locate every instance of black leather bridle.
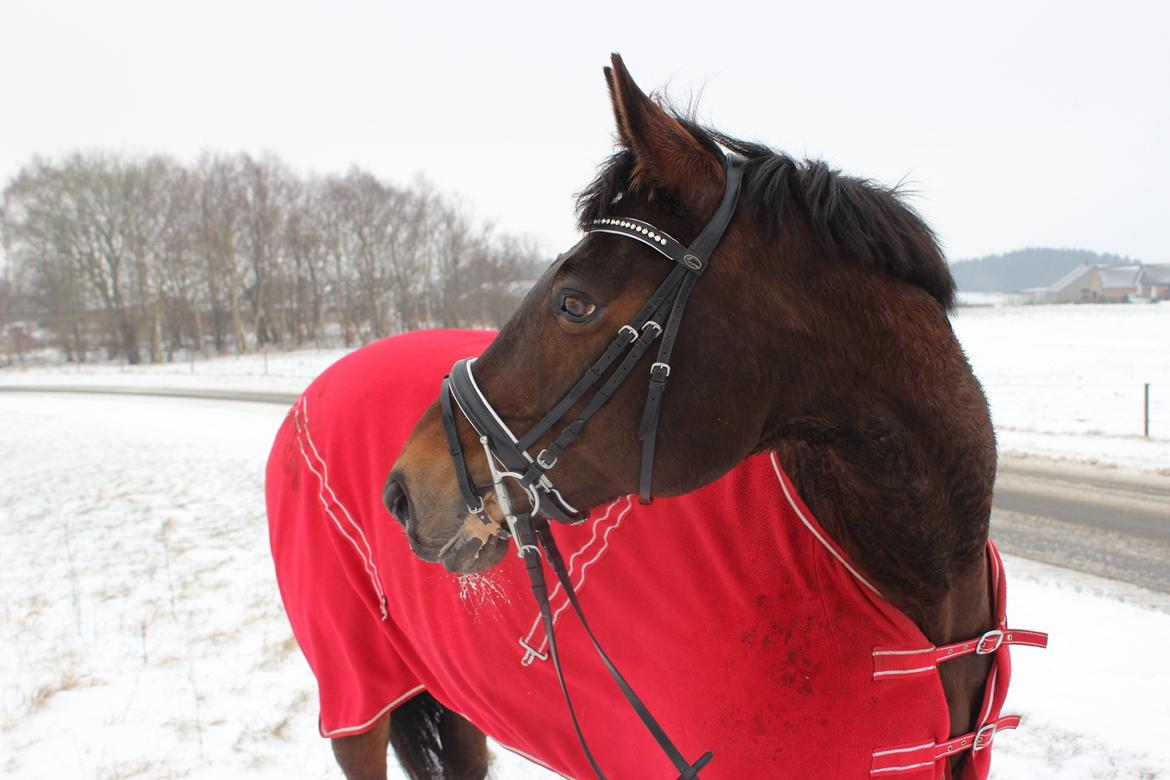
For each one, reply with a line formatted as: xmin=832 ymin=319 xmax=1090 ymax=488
xmin=437 ymin=153 xmax=746 ymax=779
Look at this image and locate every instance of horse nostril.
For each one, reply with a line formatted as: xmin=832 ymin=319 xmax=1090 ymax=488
xmin=383 ymin=476 xmax=413 ymax=529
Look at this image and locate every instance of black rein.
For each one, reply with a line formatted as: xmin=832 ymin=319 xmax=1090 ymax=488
xmin=438 ymin=153 xmax=746 ymax=779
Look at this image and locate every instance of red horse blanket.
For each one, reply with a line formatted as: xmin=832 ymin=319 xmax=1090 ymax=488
xmin=266 ymin=329 xmax=1034 ymax=779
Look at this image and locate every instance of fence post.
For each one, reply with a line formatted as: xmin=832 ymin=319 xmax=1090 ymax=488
xmin=1145 ymin=383 xmax=1150 ymax=438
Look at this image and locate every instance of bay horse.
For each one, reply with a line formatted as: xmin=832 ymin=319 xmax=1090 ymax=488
xmin=269 ymin=54 xmax=1044 ymax=780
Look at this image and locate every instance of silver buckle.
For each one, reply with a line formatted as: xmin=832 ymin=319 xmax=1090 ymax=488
xmin=976 ymin=629 xmax=1004 ymax=655
xmin=972 ymin=722 xmax=997 ymax=751
xmin=536 ymin=449 xmax=557 ymax=469
xmin=618 ymin=324 xmax=638 ymax=342
xmin=503 ymin=513 xmax=542 ymax=559
xmin=642 ymin=321 xmax=662 ymax=337
xmin=651 ymin=362 xmax=671 ymax=378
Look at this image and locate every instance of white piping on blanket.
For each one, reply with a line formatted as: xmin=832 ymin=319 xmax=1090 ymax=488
xmin=319 ymin=684 xmax=426 ymax=738
xmin=518 ymin=495 xmax=634 ymax=661
xmin=769 ymin=451 xmax=883 ymax=597
xmin=294 ymin=396 xmax=388 ymax=619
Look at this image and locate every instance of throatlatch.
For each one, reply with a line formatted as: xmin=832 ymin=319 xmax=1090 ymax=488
xmin=438 ymin=153 xmax=746 ymax=779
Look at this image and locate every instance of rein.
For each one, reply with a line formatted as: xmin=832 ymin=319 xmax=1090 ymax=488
xmin=438 ymin=153 xmax=746 ymax=779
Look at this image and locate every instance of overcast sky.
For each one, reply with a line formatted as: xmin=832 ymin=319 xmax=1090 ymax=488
xmin=2 ymin=0 xmax=1167 ymax=262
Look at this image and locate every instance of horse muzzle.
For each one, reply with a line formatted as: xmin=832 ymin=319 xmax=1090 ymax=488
xmin=384 ymin=461 xmax=510 ymax=572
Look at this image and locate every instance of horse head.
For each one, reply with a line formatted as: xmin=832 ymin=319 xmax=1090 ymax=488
xmin=384 ymin=56 xmax=775 ymax=571
xmin=386 ymin=54 xmax=977 ymax=582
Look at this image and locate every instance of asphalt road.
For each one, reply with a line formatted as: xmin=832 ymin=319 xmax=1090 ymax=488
xmin=991 ymin=457 xmax=1170 ymax=593
xmin=4 ymin=384 xmax=1169 ymax=591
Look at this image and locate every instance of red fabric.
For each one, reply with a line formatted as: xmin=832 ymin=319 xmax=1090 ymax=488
xmin=266 ymin=329 xmax=1025 ymax=779
xmin=865 ymin=542 xmax=1043 ymax=779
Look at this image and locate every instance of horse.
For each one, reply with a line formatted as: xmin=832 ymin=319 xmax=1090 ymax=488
xmin=268 ymin=54 xmax=1044 ymax=780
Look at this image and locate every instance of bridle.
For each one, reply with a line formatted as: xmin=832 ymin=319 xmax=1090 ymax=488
xmin=442 ymin=152 xmax=746 ymax=524
xmin=437 ymin=152 xmax=746 ymax=779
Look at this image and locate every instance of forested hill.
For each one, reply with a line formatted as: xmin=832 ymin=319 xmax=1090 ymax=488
xmin=949 ymin=248 xmax=1137 ymax=292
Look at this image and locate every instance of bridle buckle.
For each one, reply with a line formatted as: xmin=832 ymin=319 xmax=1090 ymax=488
xmin=503 ymin=512 xmax=541 ymax=559
xmin=536 ymin=449 xmax=558 ymax=470
xmin=650 ymin=362 xmax=671 ymax=381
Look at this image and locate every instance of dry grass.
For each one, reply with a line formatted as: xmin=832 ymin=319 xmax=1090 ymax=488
xmin=268 ymin=690 xmax=312 ymax=740
xmin=254 ymin=634 xmax=300 ymax=671
xmin=231 ymin=689 xmax=313 ymax=763
xmin=24 ymin=670 xmax=97 ymax=716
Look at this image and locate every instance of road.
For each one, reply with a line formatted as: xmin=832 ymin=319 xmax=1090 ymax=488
xmin=992 ymin=457 xmax=1170 ymax=593
xmin=4 ymin=384 xmax=1169 ymax=591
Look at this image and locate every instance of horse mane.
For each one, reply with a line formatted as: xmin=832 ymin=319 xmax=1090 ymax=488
xmin=577 ymin=112 xmax=956 ymax=310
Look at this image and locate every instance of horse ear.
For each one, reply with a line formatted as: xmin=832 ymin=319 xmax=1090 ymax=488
xmin=604 ymin=53 xmax=724 ymax=212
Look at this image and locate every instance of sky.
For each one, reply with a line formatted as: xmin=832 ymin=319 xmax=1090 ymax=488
xmin=1 ymin=0 xmax=1167 ymax=263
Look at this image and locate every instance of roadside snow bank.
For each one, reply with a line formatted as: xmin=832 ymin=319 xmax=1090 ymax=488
xmin=0 ymin=347 xmax=349 ymax=395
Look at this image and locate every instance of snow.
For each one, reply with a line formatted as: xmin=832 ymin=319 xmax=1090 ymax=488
xmin=994 ymin=556 xmax=1170 ymax=779
xmin=0 ymin=394 xmax=553 ymax=780
xmin=955 ymin=292 xmax=1029 ymax=307
xmin=3 ymin=304 xmax=1167 ymax=473
xmin=950 ymin=303 xmax=1169 ymax=473
xmin=3 ymin=392 xmax=1169 ymax=778
xmin=0 ymin=347 xmax=352 ymax=395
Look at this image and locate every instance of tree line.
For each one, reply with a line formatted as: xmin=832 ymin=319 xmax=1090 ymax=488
xmin=0 ymin=152 xmax=546 ymax=364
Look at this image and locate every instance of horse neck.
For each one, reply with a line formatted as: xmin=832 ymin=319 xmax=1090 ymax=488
xmin=760 ymin=273 xmax=996 ymax=647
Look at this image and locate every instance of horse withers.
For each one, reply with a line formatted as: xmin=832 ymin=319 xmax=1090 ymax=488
xmin=269 ymin=55 xmax=1045 ymax=780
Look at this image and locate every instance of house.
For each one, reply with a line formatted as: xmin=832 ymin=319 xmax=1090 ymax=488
xmin=1041 ymin=263 xmax=1152 ymax=303
xmin=1095 ymin=264 xmax=1144 ymax=302
xmin=1138 ymin=264 xmax=1170 ymax=300
xmin=1042 ymin=264 xmax=1097 ymax=303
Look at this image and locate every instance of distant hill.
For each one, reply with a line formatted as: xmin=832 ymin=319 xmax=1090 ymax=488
xmin=949 ymin=248 xmax=1138 ymax=292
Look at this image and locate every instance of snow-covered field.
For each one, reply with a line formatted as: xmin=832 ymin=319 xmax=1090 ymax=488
xmin=951 ymin=303 xmax=1170 ymax=473
xmin=2 ymin=392 xmax=1169 ymax=779
xmin=0 ymin=394 xmax=554 ymax=780
xmin=2 ymin=303 xmax=1168 ymax=472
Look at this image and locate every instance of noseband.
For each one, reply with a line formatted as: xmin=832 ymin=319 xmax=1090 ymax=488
xmin=437 ymin=153 xmax=746 ymax=779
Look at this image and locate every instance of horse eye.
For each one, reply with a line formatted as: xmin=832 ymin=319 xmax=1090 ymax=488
xmin=558 ymin=293 xmax=597 ymax=321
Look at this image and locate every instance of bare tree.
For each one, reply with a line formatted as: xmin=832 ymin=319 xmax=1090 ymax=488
xmin=284 ymin=178 xmax=330 ymax=346
xmin=239 ymin=154 xmax=293 ymax=347
xmin=195 ymin=154 xmax=249 ymax=354
xmin=1 ymin=149 xmax=547 ymax=362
